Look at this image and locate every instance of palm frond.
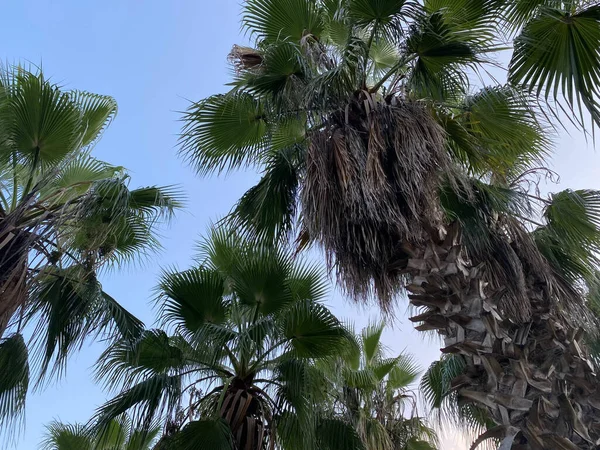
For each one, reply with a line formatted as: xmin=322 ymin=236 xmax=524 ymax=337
xmin=228 ymin=243 xmax=294 ymax=315
xmin=128 ymin=186 xmax=184 ymax=220
xmin=40 ymin=421 xmax=93 ymax=450
xmin=509 ymin=4 xmax=600 ymax=130
xmin=361 ymin=321 xmax=384 ymax=364
xmin=166 ymin=419 xmax=233 ymax=450
xmin=93 ymin=374 xmax=181 ymax=435
xmin=348 ymin=0 xmax=406 ymax=40
xmin=316 ymin=417 xmax=366 ymax=450
xmin=242 ymin=0 xmax=324 ymax=42
xmin=387 ymin=354 xmax=420 ymax=389
xmin=406 ymin=11 xmax=486 ymax=100
xmin=8 ymin=70 xmax=81 ymax=166
xmin=535 ymin=189 xmax=600 ymax=281
xmin=0 ymin=333 xmax=29 ymax=430
xmin=455 ymin=86 xmax=552 ymax=177
xmin=234 ymin=42 xmax=307 ymax=98
xmin=157 ymin=267 xmax=227 ymax=332
xmin=99 ymin=292 xmax=144 ymax=341
xmin=282 ymin=300 xmax=350 ymax=357
xmin=229 ymin=146 xmax=301 ymax=242
xmin=424 ymin=0 xmax=501 ymax=40
xmin=68 ymin=90 xmax=118 ymax=148
xmin=41 ymin=155 xmax=122 ymax=199
xmin=95 ymin=329 xmax=185 ymax=392
xmin=179 ymin=93 xmax=268 ymax=176
xmin=286 ymin=258 xmax=329 ymax=304
xmin=28 ymin=266 xmax=103 ymax=382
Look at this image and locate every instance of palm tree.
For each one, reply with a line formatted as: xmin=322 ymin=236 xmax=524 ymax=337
xmin=93 ymin=227 xmax=364 ymax=450
xmin=179 ymin=1 xmax=600 ymax=447
xmin=421 ymin=355 xmax=496 ymax=449
xmin=41 ymin=414 xmax=160 ymax=450
xmin=322 ymin=322 xmax=438 ymax=450
xmin=0 ymin=66 xmax=181 ymax=431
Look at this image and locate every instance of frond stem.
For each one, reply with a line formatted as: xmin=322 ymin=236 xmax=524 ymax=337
xmin=370 ymin=54 xmax=417 ymax=93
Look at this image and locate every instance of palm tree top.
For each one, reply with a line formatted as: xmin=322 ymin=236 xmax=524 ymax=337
xmin=93 ymin=226 xmax=362 ymax=450
xmin=0 ymin=64 xmax=184 ymax=437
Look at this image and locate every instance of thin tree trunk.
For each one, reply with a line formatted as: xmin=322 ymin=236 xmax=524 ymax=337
xmin=407 ymin=223 xmax=600 ymax=449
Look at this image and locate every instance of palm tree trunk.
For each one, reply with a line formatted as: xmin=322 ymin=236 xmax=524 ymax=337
xmin=0 ymin=218 xmax=29 ymax=338
xmin=406 ymin=223 xmax=600 ymax=449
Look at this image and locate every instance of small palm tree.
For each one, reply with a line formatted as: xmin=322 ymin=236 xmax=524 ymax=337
xmin=180 ymin=0 xmax=600 ymax=446
xmin=322 ymin=322 xmax=437 ymax=450
xmin=94 ymin=227 xmax=363 ymax=450
xmin=0 ymin=66 xmax=181 ymax=431
xmin=421 ymin=355 xmax=496 ymax=449
xmin=41 ymin=414 xmax=160 ymax=450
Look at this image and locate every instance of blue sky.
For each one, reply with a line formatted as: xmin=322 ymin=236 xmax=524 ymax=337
xmin=3 ymin=1 xmax=600 ymax=449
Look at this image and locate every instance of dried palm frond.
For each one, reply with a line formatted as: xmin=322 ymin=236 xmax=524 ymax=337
xmin=302 ymin=94 xmax=454 ymax=310
xmin=228 ymin=45 xmax=264 ymax=73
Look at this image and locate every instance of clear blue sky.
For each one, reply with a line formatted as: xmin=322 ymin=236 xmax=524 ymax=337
xmin=3 ymin=2 xmax=599 ymax=449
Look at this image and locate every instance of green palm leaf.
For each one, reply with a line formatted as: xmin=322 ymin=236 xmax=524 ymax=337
xmin=361 ymin=321 xmax=384 ymax=364
xmin=41 ymin=155 xmax=122 ymax=197
xmin=230 ymin=146 xmax=301 ymax=242
xmin=69 ymin=90 xmax=118 ymax=148
xmin=286 ymin=259 xmax=329 ymax=304
xmin=158 ymin=267 xmax=227 ymax=331
xmin=180 ymin=93 xmax=267 ymax=175
xmin=406 ymin=11 xmax=483 ymax=99
xmin=237 ymin=42 xmax=307 ymax=97
xmin=242 ymin=0 xmax=324 ymax=42
xmin=100 ymin=292 xmax=144 ymax=341
xmin=387 ymin=354 xmax=420 ymax=389
xmin=95 ymin=329 xmax=185 ymax=391
xmin=229 ymin=245 xmax=294 ymax=315
xmin=535 ymin=189 xmax=600 ymax=281
xmin=0 ymin=333 xmax=29 ymax=429
xmin=424 ymin=0 xmax=500 ymax=39
xmin=283 ymin=300 xmax=349 ymax=357
xmin=168 ymin=419 xmax=233 ymax=450
xmin=509 ymin=4 xmax=600 ymax=129
xmin=316 ymin=418 xmax=365 ymax=450
xmin=28 ymin=266 xmax=103 ymax=380
xmin=94 ymin=374 xmax=181 ymax=433
xmin=40 ymin=422 xmax=93 ymax=450
xmin=457 ymin=86 xmax=551 ymax=177
xmin=348 ymin=0 xmax=406 ymax=27
xmin=8 ymin=70 xmax=81 ymax=166
xmin=41 ymin=415 xmax=160 ymax=450
xmin=128 ymin=186 xmax=184 ymax=220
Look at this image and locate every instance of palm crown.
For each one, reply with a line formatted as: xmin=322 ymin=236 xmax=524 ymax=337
xmin=180 ymin=0 xmax=600 ymax=447
xmin=180 ymin=0 xmax=600 ymax=305
xmin=41 ymin=414 xmax=160 ymax=450
xmin=0 ymin=66 xmax=182 ymax=434
xmin=321 ymin=322 xmax=438 ymax=450
xmin=94 ymin=227 xmax=362 ymax=450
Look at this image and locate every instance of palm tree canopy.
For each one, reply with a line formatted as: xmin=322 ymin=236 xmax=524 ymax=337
xmin=179 ymin=0 xmax=600 ymax=311
xmin=40 ymin=414 xmax=160 ymax=450
xmin=179 ymin=1 xmax=600 ymax=447
xmin=0 ymin=65 xmax=183 ymax=435
xmin=94 ymin=226 xmax=362 ymax=450
xmin=320 ymin=322 xmax=438 ymax=450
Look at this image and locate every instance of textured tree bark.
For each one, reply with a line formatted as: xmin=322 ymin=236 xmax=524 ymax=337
xmin=406 ymin=223 xmax=600 ymax=449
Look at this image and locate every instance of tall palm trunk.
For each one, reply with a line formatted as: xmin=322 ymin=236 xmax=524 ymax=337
xmin=407 ymin=223 xmax=600 ymax=449
xmin=0 ymin=213 xmax=30 ymax=337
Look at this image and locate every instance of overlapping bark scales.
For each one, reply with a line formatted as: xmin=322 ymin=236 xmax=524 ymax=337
xmin=301 ymin=97 xmax=600 ymax=447
xmin=408 ymin=223 xmax=600 ymax=449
